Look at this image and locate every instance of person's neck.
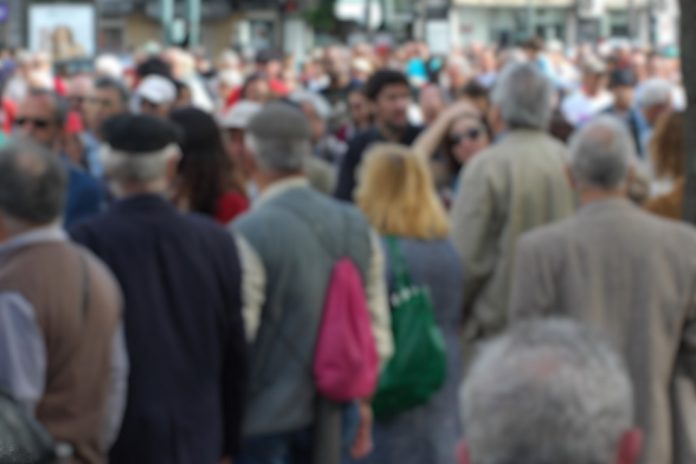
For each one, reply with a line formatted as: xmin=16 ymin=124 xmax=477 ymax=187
xmin=376 ymin=120 xmax=406 ymax=143
xmin=0 ymin=219 xmax=53 ymax=245
xmin=579 ymin=188 xmax=626 ymax=207
xmin=254 ymin=171 xmax=304 ymax=193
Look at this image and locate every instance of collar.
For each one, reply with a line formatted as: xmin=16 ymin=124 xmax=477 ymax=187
xmin=111 ymin=193 xmax=176 ymax=214
xmin=0 ymin=224 xmax=67 ymax=258
xmin=577 ymin=197 xmax=634 ymax=216
xmin=254 ymin=177 xmax=309 ymax=209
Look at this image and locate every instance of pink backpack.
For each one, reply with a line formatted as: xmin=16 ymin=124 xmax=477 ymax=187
xmin=313 ymin=258 xmax=380 ymax=402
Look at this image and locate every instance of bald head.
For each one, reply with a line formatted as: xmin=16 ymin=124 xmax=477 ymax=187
xmin=0 ymin=137 xmax=67 ymax=227
xmin=569 ymin=116 xmax=635 ymax=191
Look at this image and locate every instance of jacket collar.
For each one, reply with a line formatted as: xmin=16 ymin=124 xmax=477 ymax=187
xmin=577 ymin=197 xmax=634 ymax=216
xmin=254 ymin=177 xmax=309 ymax=209
xmin=111 ymin=193 xmax=177 ymax=214
xmin=0 ymin=224 xmax=67 ymax=258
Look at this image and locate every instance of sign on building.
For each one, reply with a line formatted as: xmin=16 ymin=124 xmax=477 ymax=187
xmin=29 ymin=3 xmax=96 ymax=59
xmin=577 ymin=0 xmax=605 ymax=19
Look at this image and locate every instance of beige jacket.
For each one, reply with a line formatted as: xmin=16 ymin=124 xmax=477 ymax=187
xmin=510 ymin=198 xmax=696 ymax=464
xmin=450 ymin=130 xmax=575 ymax=341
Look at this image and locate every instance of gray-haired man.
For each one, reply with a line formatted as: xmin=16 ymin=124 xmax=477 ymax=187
xmin=0 ymin=137 xmax=126 ymax=463
xmin=459 ymin=319 xmax=642 ymax=464
xmin=450 ymin=62 xmax=575 ymax=344
xmin=231 ymin=102 xmax=392 ymax=464
xmin=510 ymin=116 xmax=696 ymax=464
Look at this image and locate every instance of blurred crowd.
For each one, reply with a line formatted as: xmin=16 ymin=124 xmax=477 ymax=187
xmin=0 ymin=34 xmax=694 ymax=464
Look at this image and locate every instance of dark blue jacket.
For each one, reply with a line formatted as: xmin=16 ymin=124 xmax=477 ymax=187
xmin=69 ymin=194 xmax=247 ymax=464
xmin=64 ymin=161 xmax=105 ymax=227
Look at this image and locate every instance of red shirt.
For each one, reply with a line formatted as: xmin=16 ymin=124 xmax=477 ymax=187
xmin=215 ymin=191 xmax=250 ymax=224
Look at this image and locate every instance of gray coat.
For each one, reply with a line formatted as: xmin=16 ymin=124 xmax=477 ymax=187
xmin=451 ymin=130 xmax=575 ymax=342
xmin=509 ymin=198 xmax=696 ymax=464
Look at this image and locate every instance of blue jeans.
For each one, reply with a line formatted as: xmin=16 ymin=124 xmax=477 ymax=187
xmin=238 ymin=403 xmax=361 ymax=464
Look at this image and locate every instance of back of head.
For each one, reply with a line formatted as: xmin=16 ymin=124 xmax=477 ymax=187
xmin=101 ymin=114 xmax=181 ymax=185
xmin=637 ymin=78 xmax=673 ymax=109
xmin=356 ymin=143 xmax=449 ymax=240
xmin=246 ymin=101 xmax=311 ymax=173
xmin=461 ymin=319 xmax=634 ymax=464
xmin=492 ymin=62 xmax=554 ymax=130
xmin=170 ymin=107 xmax=231 ymax=214
xmin=0 ymin=137 xmax=67 ymax=226
xmin=569 ymin=115 xmax=634 ymax=190
xmin=364 ymin=69 xmax=410 ymax=102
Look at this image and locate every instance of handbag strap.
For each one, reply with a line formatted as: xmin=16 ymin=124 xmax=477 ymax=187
xmin=385 ymin=236 xmax=412 ymax=289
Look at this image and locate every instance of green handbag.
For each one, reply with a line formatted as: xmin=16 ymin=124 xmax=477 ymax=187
xmin=372 ymin=236 xmax=448 ymax=421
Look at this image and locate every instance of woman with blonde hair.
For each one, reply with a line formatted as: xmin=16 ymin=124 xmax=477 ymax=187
xmin=355 ymin=143 xmax=463 ymax=464
xmin=645 ymin=111 xmax=685 ymax=219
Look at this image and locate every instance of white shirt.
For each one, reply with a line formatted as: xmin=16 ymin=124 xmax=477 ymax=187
xmin=561 ymin=90 xmax=614 ymax=126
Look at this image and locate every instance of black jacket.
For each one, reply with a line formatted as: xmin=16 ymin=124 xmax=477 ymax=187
xmin=70 ymin=194 xmax=247 ymax=464
xmin=334 ymin=124 xmax=423 ymax=202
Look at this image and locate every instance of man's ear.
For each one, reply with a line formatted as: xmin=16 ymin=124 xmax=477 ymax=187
xmin=456 ymin=441 xmax=471 ymax=464
xmin=565 ymin=165 xmax=577 ymax=190
xmin=616 ymin=428 xmax=643 ymax=464
xmin=164 ymin=151 xmax=181 ymax=187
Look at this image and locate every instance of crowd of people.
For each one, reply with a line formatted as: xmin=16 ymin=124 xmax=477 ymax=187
xmin=0 ymin=35 xmax=694 ymax=464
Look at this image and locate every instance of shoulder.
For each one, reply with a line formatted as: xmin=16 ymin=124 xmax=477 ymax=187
xmin=518 ymin=217 xmax=576 ymax=253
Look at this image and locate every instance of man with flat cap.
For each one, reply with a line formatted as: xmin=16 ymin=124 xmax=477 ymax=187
xmin=231 ymin=102 xmax=393 ymax=464
xmin=69 ymin=114 xmax=248 ymax=464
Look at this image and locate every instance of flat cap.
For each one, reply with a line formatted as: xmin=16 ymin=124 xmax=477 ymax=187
xmin=246 ymin=101 xmax=311 ymax=141
xmin=102 ymin=114 xmax=181 ymax=155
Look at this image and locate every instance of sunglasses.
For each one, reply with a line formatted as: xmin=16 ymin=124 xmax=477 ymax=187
xmin=449 ymin=128 xmax=482 ymax=145
xmin=15 ymin=118 xmax=52 ymax=129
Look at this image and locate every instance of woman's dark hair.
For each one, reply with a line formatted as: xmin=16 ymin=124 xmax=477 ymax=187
xmin=169 ymin=107 xmax=245 ymax=216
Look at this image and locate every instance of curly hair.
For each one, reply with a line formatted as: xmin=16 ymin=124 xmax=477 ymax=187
xmin=650 ymin=111 xmax=684 ymax=179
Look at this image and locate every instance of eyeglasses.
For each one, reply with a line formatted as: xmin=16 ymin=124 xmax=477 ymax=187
xmin=15 ymin=118 xmax=52 ymax=129
xmin=449 ymin=128 xmax=482 ymax=145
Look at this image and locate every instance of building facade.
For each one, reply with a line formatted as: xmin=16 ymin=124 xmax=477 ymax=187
xmin=451 ymin=0 xmax=679 ymax=48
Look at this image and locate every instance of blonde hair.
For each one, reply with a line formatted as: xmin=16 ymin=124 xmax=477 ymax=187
xmin=650 ymin=110 xmax=684 ymax=179
xmin=356 ymin=143 xmax=449 ymax=239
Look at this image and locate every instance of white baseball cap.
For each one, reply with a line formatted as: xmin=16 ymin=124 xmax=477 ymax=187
xmin=219 ymin=100 xmax=262 ymax=130
xmin=137 ymin=75 xmax=176 ymax=105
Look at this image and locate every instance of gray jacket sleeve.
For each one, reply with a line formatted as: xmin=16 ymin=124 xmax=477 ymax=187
xmin=0 ymin=292 xmax=46 ymax=413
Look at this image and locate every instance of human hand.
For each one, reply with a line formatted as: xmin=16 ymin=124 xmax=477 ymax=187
xmin=350 ymin=401 xmax=374 ymax=460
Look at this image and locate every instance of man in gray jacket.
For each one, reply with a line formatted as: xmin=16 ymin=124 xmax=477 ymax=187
xmin=451 ymin=62 xmax=575 ymax=343
xmin=510 ymin=116 xmax=696 ymax=464
xmin=231 ymin=102 xmax=392 ymax=464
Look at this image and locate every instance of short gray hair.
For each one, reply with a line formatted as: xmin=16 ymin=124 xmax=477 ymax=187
xmin=102 ymin=144 xmax=179 ymax=185
xmin=492 ymin=63 xmax=554 ymax=130
xmin=0 ymin=137 xmax=67 ymax=224
xmin=246 ymin=102 xmax=311 ymax=173
xmin=461 ymin=318 xmax=634 ymax=464
xmin=569 ymin=116 xmax=634 ymax=190
xmin=637 ymin=78 xmax=673 ymax=109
